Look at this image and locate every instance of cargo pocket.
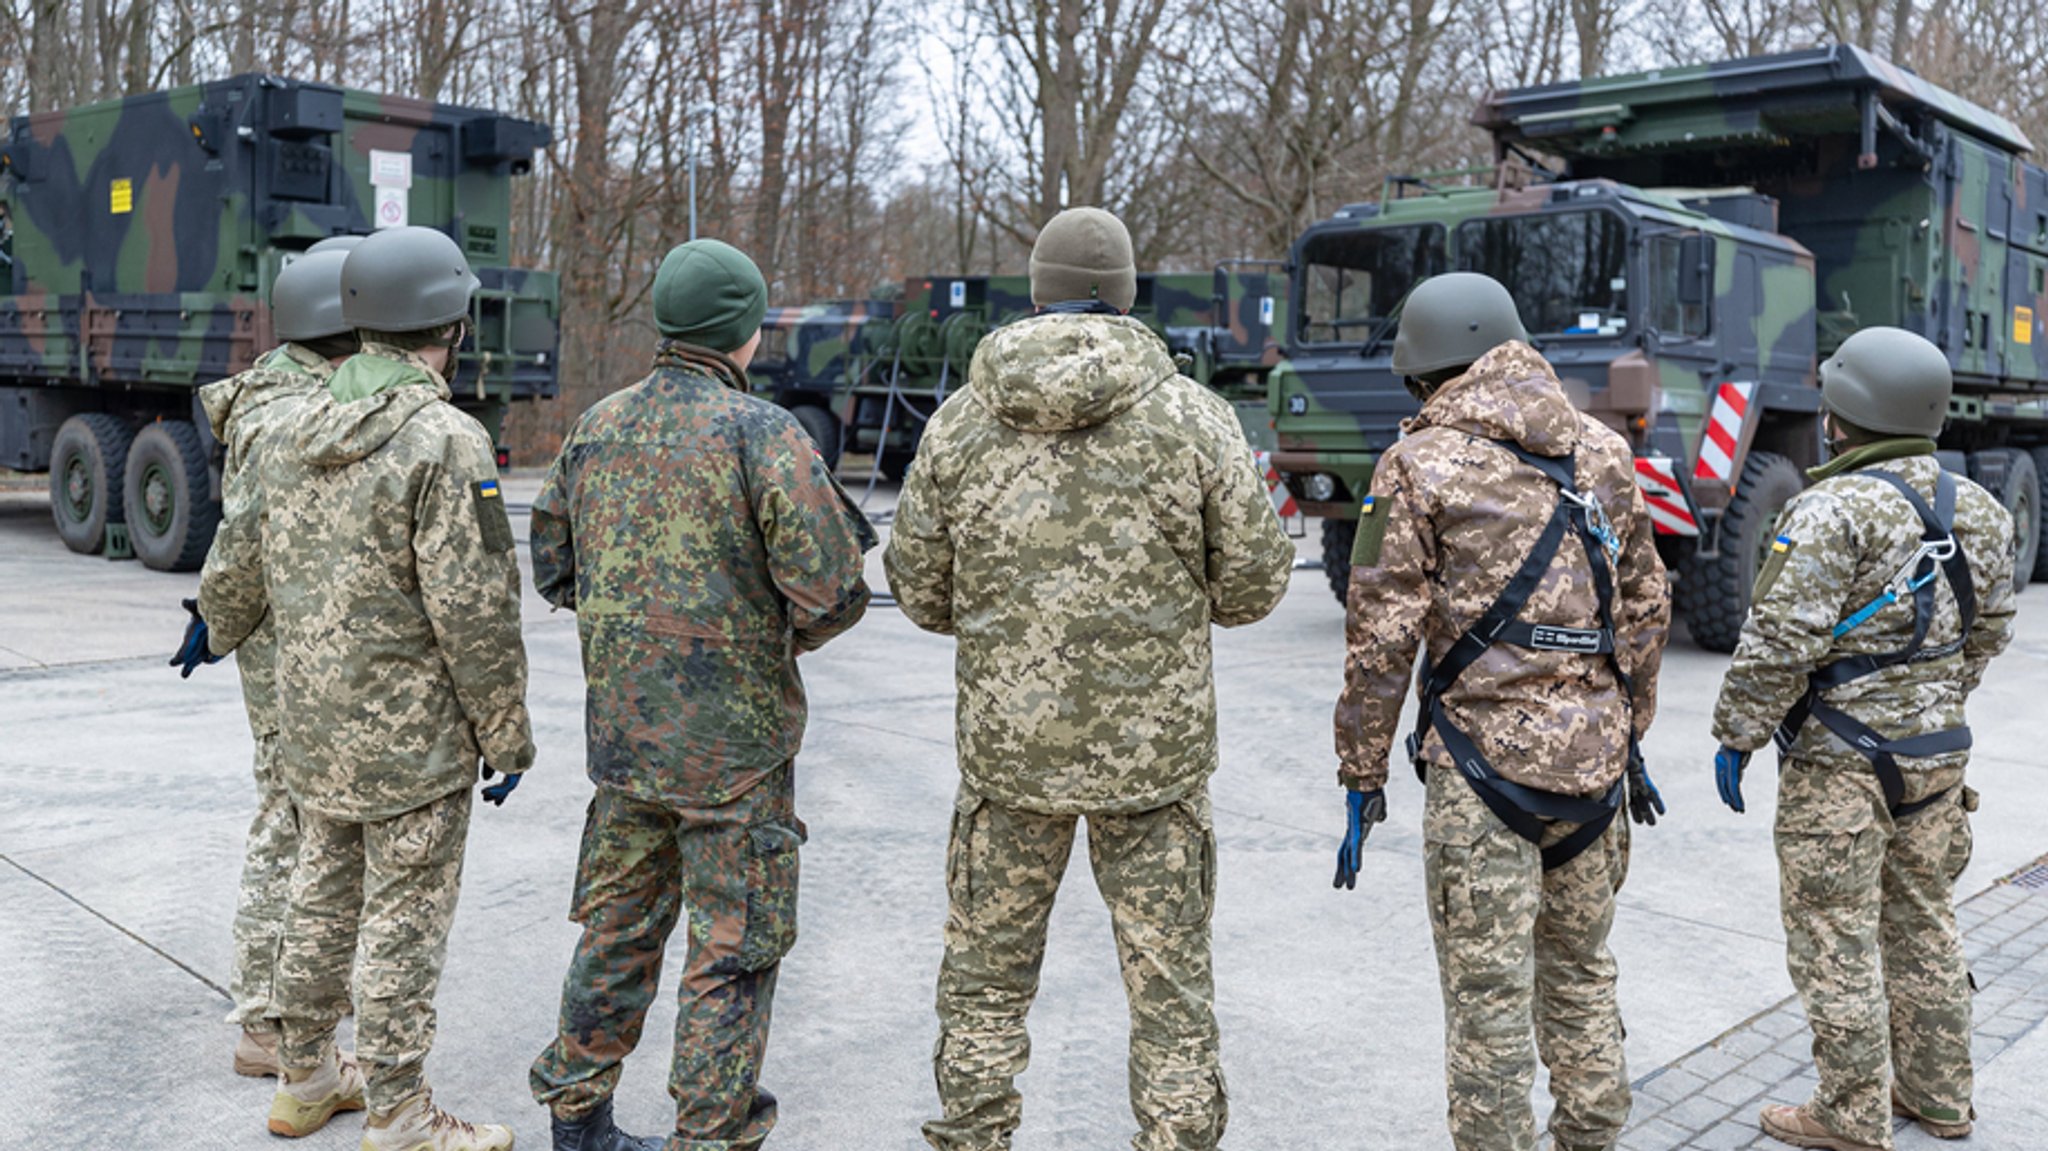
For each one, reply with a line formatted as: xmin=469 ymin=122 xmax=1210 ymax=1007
xmin=1173 ymin=797 xmax=1217 ymax=927
xmin=945 ymin=791 xmax=985 ymax=919
xmin=736 ymin=820 xmax=804 ymax=972
xmin=385 ymin=788 xmax=470 ymax=870
xmin=1944 ymin=791 xmax=1975 ymax=883
xmin=1777 ymin=827 xmax=1878 ymax=908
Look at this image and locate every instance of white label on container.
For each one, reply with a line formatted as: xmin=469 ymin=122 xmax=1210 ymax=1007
xmin=949 ymin=281 xmax=966 ymax=308
xmin=375 ymin=186 xmax=408 ymax=229
xmin=1260 ymin=296 xmax=1274 ymax=325
xmin=370 ymin=149 xmax=413 ymax=190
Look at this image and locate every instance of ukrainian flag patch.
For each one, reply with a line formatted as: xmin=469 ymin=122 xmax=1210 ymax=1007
xmin=1772 ymin=534 xmax=1792 ymax=553
xmin=1361 ymin=495 xmax=1376 ymax=515
xmin=478 ymin=478 xmax=501 ymax=499
xmin=472 ymin=479 xmax=513 ymax=552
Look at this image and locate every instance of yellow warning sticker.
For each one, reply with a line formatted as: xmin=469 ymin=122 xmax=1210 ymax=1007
xmin=109 ymin=178 xmax=132 ymax=214
xmin=2017 ymin=305 xmax=2034 ymax=346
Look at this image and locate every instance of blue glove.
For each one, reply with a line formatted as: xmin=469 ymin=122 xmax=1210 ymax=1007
xmin=1626 ymin=755 xmax=1665 ymax=826
xmin=480 ymin=764 xmax=522 ymax=806
xmin=1715 ymin=745 xmax=1751 ymax=813
xmin=170 ymin=598 xmax=222 ymax=678
xmin=1333 ymin=788 xmax=1387 ymax=890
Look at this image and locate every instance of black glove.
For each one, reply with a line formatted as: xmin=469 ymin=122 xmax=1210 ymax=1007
xmin=1333 ymin=788 xmax=1387 ymax=890
xmin=170 ymin=598 xmax=222 ymax=678
xmin=480 ymin=763 xmax=522 ymax=806
xmin=1626 ymin=755 xmax=1665 ymax=827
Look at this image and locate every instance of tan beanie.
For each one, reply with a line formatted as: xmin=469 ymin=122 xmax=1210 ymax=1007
xmin=1029 ymin=207 xmax=1137 ymax=312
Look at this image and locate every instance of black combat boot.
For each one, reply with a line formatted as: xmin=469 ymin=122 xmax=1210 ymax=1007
xmin=551 ymin=1098 xmax=664 ymax=1151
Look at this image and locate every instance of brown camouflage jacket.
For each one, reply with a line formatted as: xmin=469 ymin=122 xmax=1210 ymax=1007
xmin=885 ymin=312 xmax=1295 ymax=816
xmin=197 ymin=342 xmax=330 ymax=736
xmin=530 ymin=344 xmax=874 ymax=810
xmin=1713 ymin=446 xmax=2016 ymax=807
xmin=201 ymin=344 xmax=533 ymax=820
xmin=1335 ymin=341 xmax=1670 ymax=797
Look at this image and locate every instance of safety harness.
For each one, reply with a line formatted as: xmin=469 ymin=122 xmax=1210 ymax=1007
xmin=1404 ymin=438 xmax=1639 ymax=871
xmin=1774 ymin=468 xmax=1976 ymax=820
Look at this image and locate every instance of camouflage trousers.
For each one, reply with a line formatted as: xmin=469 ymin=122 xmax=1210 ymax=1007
xmin=530 ymin=766 xmax=802 ymax=1151
xmin=924 ymin=783 xmax=1226 ymax=1151
xmin=227 ymin=731 xmax=299 ymax=1029
xmin=1776 ymin=757 xmax=1975 ymax=1149
xmin=275 ymin=785 xmax=471 ymax=1114
xmin=1421 ymin=763 xmax=1632 ymax=1151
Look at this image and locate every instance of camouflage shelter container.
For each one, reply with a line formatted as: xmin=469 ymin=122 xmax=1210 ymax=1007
xmin=0 ymin=74 xmax=557 ymax=571
xmin=1273 ymin=44 xmax=2048 ymax=649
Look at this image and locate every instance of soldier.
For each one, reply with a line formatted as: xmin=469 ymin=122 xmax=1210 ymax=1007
xmin=171 ymin=246 xmax=360 ymax=1077
xmin=886 ymin=206 xmax=1294 ymax=1151
xmin=1333 ymin=272 xmax=1670 ymax=1151
xmin=526 ymin=238 xmax=875 ymax=1151
xmin=1711 ymin=327 xmax=2016 ymax=1151
xmin=200 ymin=224 xmax=532 ymax=1151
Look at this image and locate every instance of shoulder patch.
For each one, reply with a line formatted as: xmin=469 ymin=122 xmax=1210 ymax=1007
xmin=473 ymin=478 xmax=514 ymax=553
xmin=1753 ymin=533 xmax=1797 ymax=600
xmin=1351 ymin=494 xmax=1391 ymax=568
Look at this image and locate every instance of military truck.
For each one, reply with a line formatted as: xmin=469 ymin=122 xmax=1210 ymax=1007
xmin=0 ymin=75 xmax=559 ymax=571
xmin=1271 ymin=44 xmax=2048 ymax=649
xmin=748 ymin=264 xmax=1290 ymax=476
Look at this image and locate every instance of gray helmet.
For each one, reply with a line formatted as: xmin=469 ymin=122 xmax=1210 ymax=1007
xmin=271 ymin=251 xmax=352 ymax=342
xmin=307 ymin=234 xmax=364 ymax=254
xmin=1820 ymin=326 xmax=1952 ymax=437
xmin=340 ymin=226 xmax=479 ymax=332
xmin=1390 ymin=272 xmax=1529 ymax=377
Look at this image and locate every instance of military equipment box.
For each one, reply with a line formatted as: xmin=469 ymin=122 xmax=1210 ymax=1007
xmin=1271 ymin=44 xmax=2048 ymax=649
xmin=0 ymin=74 xmax=558 ymax=571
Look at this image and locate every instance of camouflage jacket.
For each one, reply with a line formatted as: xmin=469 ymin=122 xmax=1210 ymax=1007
xmin=1712 ymin=445 xmax=2015 ymax=806
xmin=197 ymin=342 xmax=330 ymax=736
xmin=530 ymin=344 xmax=875 ymax=810
xmin=200 ymin=343 xmax=533 ymax=820
xmin=885 ymin=312 xmax=1294 ymax=816
xmin=1335 ymin=341 xmax=1670 ymax=797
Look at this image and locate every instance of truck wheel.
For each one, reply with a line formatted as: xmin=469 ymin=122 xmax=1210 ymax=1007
xmin=47 ymin=413 xmax=135 ymax=555
xmin=1321 ymin=518 xmax=1356 ymax=605
xmin=123 ymin=420 xmax=220 ymax=572
xmin=1971 ymin=448 xmax=2037 ymax=592
xmin=789 ymin=404 xmax=842 ymax=471
xmin=1677 ymin=450 xmax=1803 ymax=653
xmin=2029 ymin=448 xmax=2048 ymax=585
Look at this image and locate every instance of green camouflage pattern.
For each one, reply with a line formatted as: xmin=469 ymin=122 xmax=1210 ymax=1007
xmin=529 ymin=342 xmax=873 ymax=810
xmin=925 ymin=784 xmax=1225 ymax=1151
xmin=884 ymin=312 xmax=1293 ymax=816
xmin=1421 ymin=760 xmax=1632 ymax=1151
xmin=1335 ymin=342 xmax=1670 ymax=796
xmin=198 ymin=339 xmax=328 ymax=1029
xmin=276 ymin=786 xmax=472 ymax=1115
xmin=531 ymin=768 xmax=801 ymax=1146
xmin=198 ymin=343 xmax=534 ymax=821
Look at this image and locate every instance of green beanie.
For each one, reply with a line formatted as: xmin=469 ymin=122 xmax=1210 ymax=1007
xmin=1030 ymin=207 xmax=1137 ymax=312
xmin=653 ymin=239 xmax=768 ymax=351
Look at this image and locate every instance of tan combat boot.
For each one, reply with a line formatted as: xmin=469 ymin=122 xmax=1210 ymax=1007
xmin=1758 ymin=1103 xmax=1883 ymax=1151
xmin=360 ymin=1091 xmax=514 ymax=1151
xmin=234 ymin=1026 xmax=280 ymax=1077
xmin=267 ymin=1046 xmax=368 ymax=1137
xmin=1892 ymin=1084 xmax=1974 ymax=1139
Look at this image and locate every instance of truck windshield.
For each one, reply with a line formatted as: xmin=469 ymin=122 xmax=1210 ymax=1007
xmin=1456 ymin=211 xmax=1629 ymax=337
xmin=1295 ymin=225 xmax=1445 ymax=346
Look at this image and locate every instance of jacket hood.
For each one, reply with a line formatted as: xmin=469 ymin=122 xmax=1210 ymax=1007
xmin=295 ymin=383 xmax=444 ymax=467
xmin=198 ymin=351 xmax=327 ymax=439
xmin=1410 ymin=341 xmax=1580 ymax=457
xmin=970 ymin=313 xmax=1177 ymax=433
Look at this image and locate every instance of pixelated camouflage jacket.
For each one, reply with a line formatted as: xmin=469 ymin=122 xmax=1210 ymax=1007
xmin=885 ymin=312 xmax=1294 ymax=816
xmin=200 ymin=343 xmax=533 ymax=820
xmin=198 ymin=342 xmax=330 ymax=736
xmin=1335 ymin=341 xmax=1670 ymax=798
xmin=530 ymin=344 xmax=875 ymax=810
xmin=1713 ymin=447 xmax=2015 ymax=806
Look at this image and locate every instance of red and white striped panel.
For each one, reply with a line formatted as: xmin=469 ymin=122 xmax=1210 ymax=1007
xmin=1255 ymin=451 xmax=1300 ymax=519
xmin=1634 ymin=456 xmax=1699 ymax=536
xmin=1693 ymin=381 xmax=1756 ymax=485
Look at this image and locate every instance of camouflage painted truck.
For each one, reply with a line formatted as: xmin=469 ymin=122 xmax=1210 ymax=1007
xmin=1272 ymin=44 xmax=2048 ymax=650
xmin=747 ymin=264 xmax=1290 ymax=475
xmin=0 ymin=74 xmax=559 ymax=571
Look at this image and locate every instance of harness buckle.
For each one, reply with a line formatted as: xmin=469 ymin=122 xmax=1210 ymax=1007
xmin=1560 ymin=488 xmax=1621 ymax=560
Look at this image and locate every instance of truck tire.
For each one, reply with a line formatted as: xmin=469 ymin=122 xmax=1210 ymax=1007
xmin=1322 ymin=518 xmax=1355 ymax=604
xmin=1677 ymin=450 xmax=1803 ymax=653
xmin=789 ymin=404 xmax=842 ymax=472
xmin=2030 ymin=448 xmax=2048 ymax=585
xmin=48 ymin=413 xmax=135 ymax=556
xmin=123 ymin=420 xmax=220 ymax=572
xmin=1967 ymin=448 xmax=2036 ymax=593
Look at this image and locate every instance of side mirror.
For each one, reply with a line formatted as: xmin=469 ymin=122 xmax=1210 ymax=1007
xmin=1678 ymin=235 xmax=1710 ymax=307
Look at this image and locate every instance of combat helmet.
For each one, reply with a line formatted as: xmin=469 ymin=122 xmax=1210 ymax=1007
xmin=1819 ymin=326 xmax=1952 ymax=437
xmin=307 ymin=234 xmax=364 ymax=255
xmin=271 ymin=251 xmax=352 ymax=342
xmin=1391 ymin=272 xmax=1529 ymax=378
xmin=341 ymin=226 xmax=479 ymax=333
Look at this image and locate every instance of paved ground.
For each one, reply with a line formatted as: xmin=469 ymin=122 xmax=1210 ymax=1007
xmin=4 ymin=466 xmax=2048 ymax=1150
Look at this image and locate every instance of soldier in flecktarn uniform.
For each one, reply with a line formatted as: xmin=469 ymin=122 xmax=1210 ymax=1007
xmin=1712 ymin=327 xmax=2016 ymax=1151
xmin=1333 ymin=272 xmax=1671 ymax=1151
xmin=526 ymin=239 xmax=875 ymax=1151
xmin=886 ymin=206 xmax=1295 ymax=1151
